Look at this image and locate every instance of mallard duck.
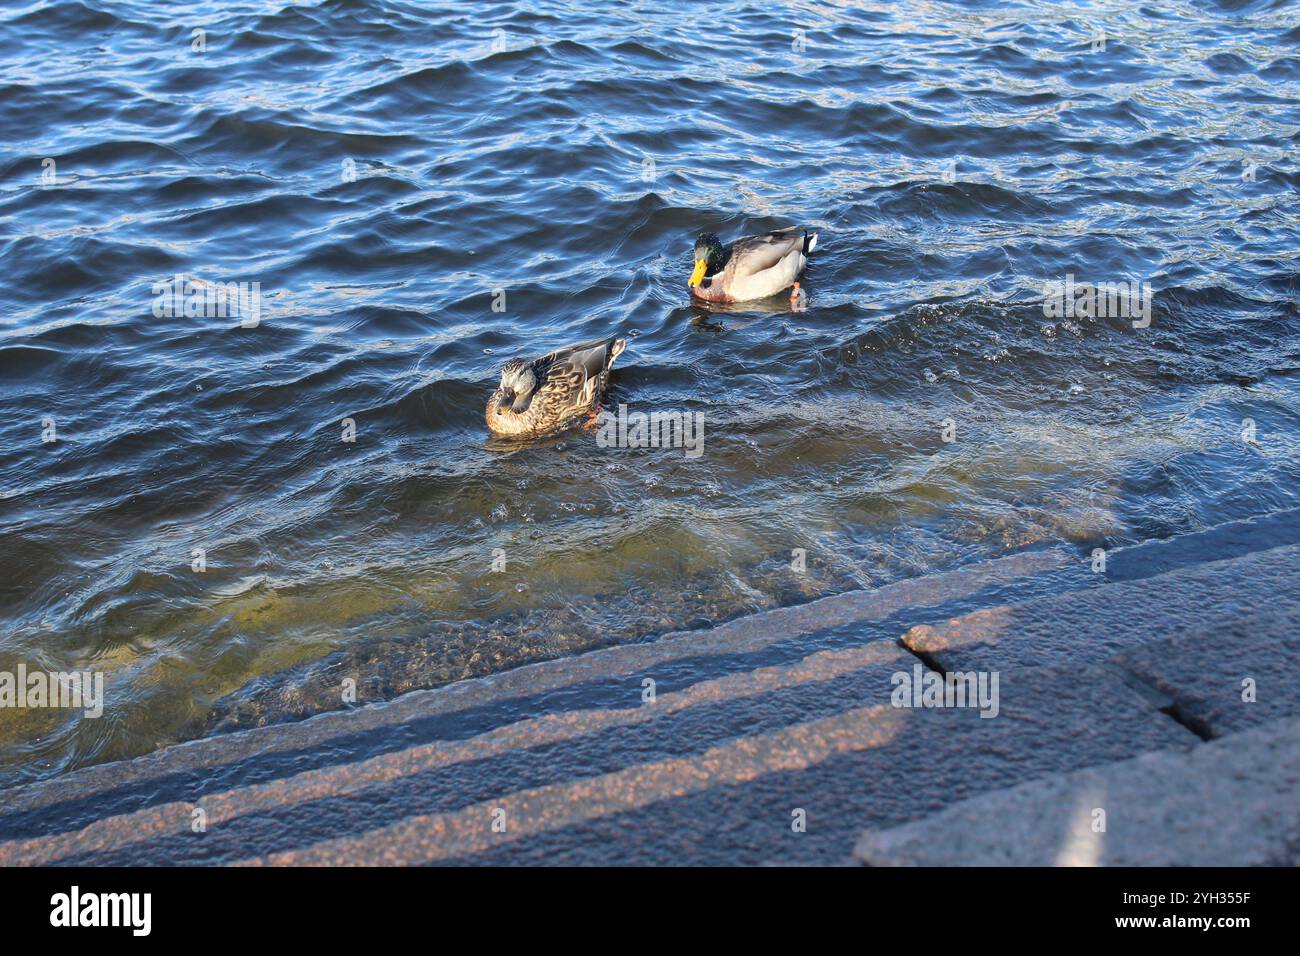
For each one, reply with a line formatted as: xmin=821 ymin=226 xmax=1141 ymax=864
xmin=688 ymin=227 xmax=819 ymax=304
xmin=486 ymin=336 xmax=627 ymax=438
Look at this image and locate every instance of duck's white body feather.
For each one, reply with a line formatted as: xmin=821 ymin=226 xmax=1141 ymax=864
xmin=691 ymin=228 xmax=818 ymax=304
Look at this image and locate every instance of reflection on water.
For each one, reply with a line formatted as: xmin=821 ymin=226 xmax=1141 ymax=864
xmin=0 ymin=0 xmax=1298 ymax=785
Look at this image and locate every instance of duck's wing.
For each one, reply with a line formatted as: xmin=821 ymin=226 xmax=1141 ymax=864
xmin=727 ymin=228 xmax=810 ymax=278
xmin=538 ymin=336 xmax=627 ymax=405
xmin=540 ymin=336 xmax=624 ymax=378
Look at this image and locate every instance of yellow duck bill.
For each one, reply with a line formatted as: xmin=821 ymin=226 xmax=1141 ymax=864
xmin=688 ymin=258 xmax=707 ymax=288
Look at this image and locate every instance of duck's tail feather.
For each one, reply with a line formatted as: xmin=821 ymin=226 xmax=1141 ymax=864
xmin=608 ymin=337 xmax=627 ymax=367
xmin=803 ymin=230 xmax=818 ymax=255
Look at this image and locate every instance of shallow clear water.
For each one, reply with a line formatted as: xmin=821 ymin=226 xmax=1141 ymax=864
xmin=1 ymin=0 xmax=1298 ymax=786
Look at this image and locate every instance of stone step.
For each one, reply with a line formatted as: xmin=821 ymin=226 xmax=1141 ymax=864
xmin=1102 ymin=505 xmax=1300 ymax=583
xmin=2 ymin=531 xmax=1293 ymax=865
xmin=430 ymin=660 xmax=1191 ymax=867
xmin=854 ymin=716 xmax=1300 ymax=866
xmin=901 ymin=542 xmax=1300 ymax=739
xmin=0 ymin=648 xmax=1191 ymax=866
xmin=0 ymin=547 xmax=1074 ymax=844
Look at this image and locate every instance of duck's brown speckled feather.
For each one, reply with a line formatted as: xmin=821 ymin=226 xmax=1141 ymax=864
xmin=486 ymin=336 xmax=626 ymax=438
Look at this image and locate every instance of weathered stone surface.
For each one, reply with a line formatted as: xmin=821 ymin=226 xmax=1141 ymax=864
xmin=7 ymin=642 xmax=916 ymax=864
xmin=854 ymin=717 xmax=1300 ymax=866
xmin=0 ymin=548 xmax=1070 ymax=841
xmin=2 ymin=538 xmax=1294 ymax=866
xmin=1103 ymin=506 xmax=1300 ymax=583
xmin=447 ymin=662 xmax=1191 ymax=867
xmin=1111 ymin=605 xmax=1300 ymax=738
xmin=902 ymin=543 xmax=1300 ymax=673
xmin=0 ymin=650 xmax=1189 ymax=865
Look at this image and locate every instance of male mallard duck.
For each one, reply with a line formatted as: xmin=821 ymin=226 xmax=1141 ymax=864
xmin=688 ymin=227 xmax=819 ymax=304
xmin=486 ymin=336 xmax=627 ymax=438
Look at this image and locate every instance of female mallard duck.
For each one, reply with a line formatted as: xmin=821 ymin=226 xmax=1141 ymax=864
xmin=688 ymin=227 xmax=819 ymax=304
xmin=486 ymin=336 xmax=627 ymax=438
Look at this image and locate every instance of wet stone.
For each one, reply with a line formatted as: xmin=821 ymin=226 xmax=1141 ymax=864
xmin=901 ymin=543 xmax=1300 ymax=675
xmin=855 ymin=717 xmax=1300 ymax=867
xmin=444 ymin=662 xmax=1191 ymax=866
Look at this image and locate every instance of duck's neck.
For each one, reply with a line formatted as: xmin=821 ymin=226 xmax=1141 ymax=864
xmin=708 ymin=246 xmax=730 ymax=276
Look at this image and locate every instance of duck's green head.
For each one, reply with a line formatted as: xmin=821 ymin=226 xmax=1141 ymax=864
xmin=689 ymin=233 xmax=725 ymax=288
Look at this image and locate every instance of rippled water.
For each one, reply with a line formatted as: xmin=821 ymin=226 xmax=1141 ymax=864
xmin=1 ymin=0 xmax=1297 ymax=786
